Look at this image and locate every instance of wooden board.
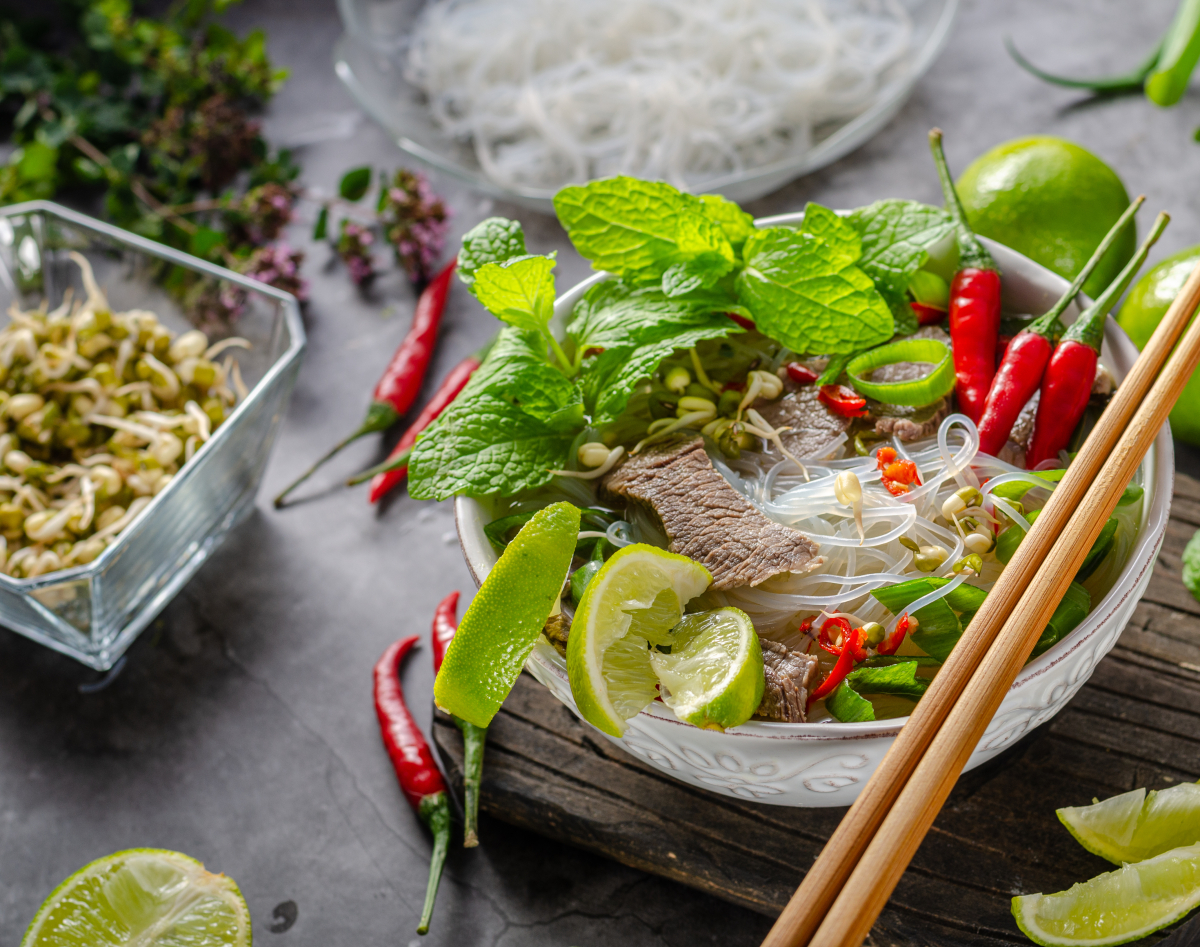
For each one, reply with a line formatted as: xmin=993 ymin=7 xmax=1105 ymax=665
xmin=434 ymin=473 xmax=1200 ymax=946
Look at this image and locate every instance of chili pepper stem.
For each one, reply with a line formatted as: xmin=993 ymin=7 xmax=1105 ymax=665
xmin=928 ymin=128 xmax=995 ymax=272
xmin=348 ymin=445 xmax=414 ymax=486
xmin=456 ymin=719 xmax=487 ymax=847
xmin=1005 ymin=35 xmax=1162 ymax=94
xmin=274 ymin=403 xmax=399 ymax=507
xmin=416 ymin=791 xmax=452 ymax=935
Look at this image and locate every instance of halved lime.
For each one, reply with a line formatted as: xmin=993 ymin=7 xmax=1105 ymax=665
xmin=435 ymin=501 xmax=581 ymax=728
xmin=567 ymin=544 xmax=711 ymax=737
xmin=1058 ymin=783 xmax=1200 ymax=865
xmin=21 ymin=848 xmax=251 ymax=947
xmin=649 ymin=607 xmax=763 ymax=731
xmin=1012 ymin=843 xmax=1200 ymax=947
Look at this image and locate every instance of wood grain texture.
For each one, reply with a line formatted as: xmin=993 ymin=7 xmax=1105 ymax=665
xmin=433 ymin=473 xmax=1200 ymax=947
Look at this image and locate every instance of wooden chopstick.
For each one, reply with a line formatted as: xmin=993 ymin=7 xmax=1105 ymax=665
xmin=761 ymin=246 xmax=1200 ymax=947
xmin=807 ymin=252 xmax=1200 ymax=947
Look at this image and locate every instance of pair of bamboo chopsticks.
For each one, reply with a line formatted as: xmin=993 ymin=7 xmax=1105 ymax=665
xmin=761 ymin=239 xmax=1200 ymax=947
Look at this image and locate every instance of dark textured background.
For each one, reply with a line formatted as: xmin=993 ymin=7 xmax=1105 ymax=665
xmin=2 ymin=1 xmax=1199 ymax=944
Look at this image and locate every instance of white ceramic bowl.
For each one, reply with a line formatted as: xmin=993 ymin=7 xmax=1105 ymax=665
xmin=454 ymin=224 xmax=1172 ymax=807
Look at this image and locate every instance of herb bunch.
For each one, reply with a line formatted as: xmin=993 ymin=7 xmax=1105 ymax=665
xmin=407 ymin=176 xmax=955 ymax=501
xmin=0 ymin=0 xmax=305 ymax=320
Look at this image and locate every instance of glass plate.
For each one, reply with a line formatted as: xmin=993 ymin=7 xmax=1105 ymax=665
xmin=0 ymin=202 xmax=305 ymax=669
xmin=334 ymin=0 xmax=959 ymax=211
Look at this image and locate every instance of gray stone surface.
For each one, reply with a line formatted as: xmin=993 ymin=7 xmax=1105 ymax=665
xmin=2 ymin=0 xmax=1199 ymax=944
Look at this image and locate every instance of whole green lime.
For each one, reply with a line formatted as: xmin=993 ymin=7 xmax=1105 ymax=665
xmin=1118 ymin=245 xmax=1200 ymax=444
xmin=956 ymin=136 xmax=1135 ymax=299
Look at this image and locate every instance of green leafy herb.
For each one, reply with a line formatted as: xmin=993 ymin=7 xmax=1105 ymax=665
xmin=699 ymin=194 xmax=756 ymax=252
xmin=553 ymin=176 xmax=734 ymax=290
xmin=407 ymin=391 xmax=577 ymax=501
xmin=846 ymin=662 xmax=929 ymax=699
xmin=736 ymin=226 xmax=895 ymax=354
xmin=458 ymin=217 xmax=528 ymax=285
xmin=799 ymin=202 xmax=861 ymax=268
xmin=1183 ymin=529 xmax=1200 ymax=603
xmin=845 ymin=200 xmax=955 ymax=335
xmin=826 ymin=682 xmax=875 ymax=722
xmin=471 ymin=255 xmax=558 ymax=333
xmin=339 ymin=166 xmax=373 ymax=201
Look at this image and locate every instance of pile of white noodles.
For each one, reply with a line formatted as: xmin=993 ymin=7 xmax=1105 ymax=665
xmin=404 ymin=0 xmax=914 ymax=192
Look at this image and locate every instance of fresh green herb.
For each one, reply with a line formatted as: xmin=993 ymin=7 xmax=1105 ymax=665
xmin=846 ymin=662 xmax=929 ymax=699
xmin=554 ymin=176 xmax=734 ymax=291
xmin=1183 ymin=529 xmax=1200 ymax=603
xmin=846 ymin=200 xmax=955 ymax=335
xmin=339 ymin=166 xmax=373 ymax=201
xmin=826 ymin=682 xmax=875 ymax=722
xmin=736 ymin=226 xmax=893 ymax=354
xmin=698 ymin=194 xmax=756 ymax=252
xmin=457 ymin=217 xmax=528 ymax=285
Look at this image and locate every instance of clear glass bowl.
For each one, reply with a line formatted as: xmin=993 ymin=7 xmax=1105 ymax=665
xmin=0 ymin=202 xmax=305 ymax=669
xmin=334 ymin=0 xmax=959 ymax=211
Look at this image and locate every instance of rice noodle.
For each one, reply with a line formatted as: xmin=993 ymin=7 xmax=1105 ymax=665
xmin=405 ymin=0 xmax=914 ymax=192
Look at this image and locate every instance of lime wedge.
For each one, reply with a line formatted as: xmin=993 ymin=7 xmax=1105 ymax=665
xmin=567 ymin=544 xmax=711 ymax=737
xmin=436 ymin=501 xmax=580 ymax=727
xmin=1058 ymin=783 xmax=1200 ymax=864
xmin=1012 ymin=843 xmax=1200 ymax=947
xmin=21 ymin=849 xmax=250 ymax=947
xmin=650 ymin=607 xmax=764 ymax=731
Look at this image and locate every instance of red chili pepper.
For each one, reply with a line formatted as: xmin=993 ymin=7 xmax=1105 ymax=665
xmin=808 ymin=629 xmax=859 ymax=708
xmin=819 ymin=384 xmax=868 ymax=418
xmin=876 ymin=447 xmax=921 ymax=495
xmin=928 ymin=130 xmax=1001 ymax=424
xmin=817 ymin=616 xmax=852 ymax=656
xmin=977 ymin=198 xmax=1143 ymax=458
xmin=428 ymin=590 xmax=486 ymax=848
xmin=786 ymin=362 xmax=820 ymax=385
xmin=373 ymin=635 xmax=452 ymax=934
xmin=275 ymin=260 xmax=456 ymax=507
xmin=910 ymin=301 xmax=947 ymax=327
xmin=348 ymin=339 xmax=494 ymax=501
xmin=1027 ymin=212 xmax=1168 ymax=468
xmin=876 ymin=614 xmax=911 ymax=657
xmin=728 ymin=312 xmax=756 ymax=331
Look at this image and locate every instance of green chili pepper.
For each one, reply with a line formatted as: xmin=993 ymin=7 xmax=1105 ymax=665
xmin=845 ymin=338 xmax=956 ymax=406
xmin=1146 ymin=0 xmax=1200 ymax=105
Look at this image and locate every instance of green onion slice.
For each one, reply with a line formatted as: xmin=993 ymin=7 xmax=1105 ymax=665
xmin=845 ymin=339 xmax=955 ymax=406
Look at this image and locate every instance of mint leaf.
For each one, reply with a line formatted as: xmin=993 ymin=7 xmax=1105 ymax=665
xmin=458 ymin=217 xmax=527 ymax=285
xmin=799 ymin=203 xmax=861 ymax=268
xmin=662 ymin=255 xmax=728 ymax=297
xmin=846 ymin=662 xmax=928 ymax=699
xmin=568 ymin=281 xmax=740 ymax=422
xmin=470 ymin=254 xmax=557 ymax=333
xmin=339 ymin=165 xmax=372 ymax=201
xmin=735 ymin=227 xmax=894 ymax=355
xmin=407 ymin=391 xmax=576 ymax=500
xmin=826 ymin=682 xmax=875 ymax=722
xmin=846 ymin=200 xmax=954 ymax=335
xmin=553 ymin=176 xmax=734 ymax=286
xmin=700 ymin=194 xmax=756 ymax=252
xmin=471 ymin=328 xmax=582 ymax=424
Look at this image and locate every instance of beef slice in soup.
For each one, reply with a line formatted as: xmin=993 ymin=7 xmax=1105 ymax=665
xmin=757 ymin=638 xmax=818 ymax=723
xmin=755 ymin=386 xmax=850 ymax=459
xmin=601 ymin=435 xmax=822 ymax=589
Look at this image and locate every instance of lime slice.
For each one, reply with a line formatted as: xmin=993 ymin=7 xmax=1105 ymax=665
xmin=567 ymin=544 xmax=711 ymax=737
xmin=649 ymin=606 xmax=764 ymax=731
xmin=21 ymin=848 xmax=250 ymax=947
xmin=436 ymin=501 xmax=580 ymax=727
xmin=1058 ymin=783 xmax=1200 ymax=865
xmin=1012 ymin=843 xmax=1200 ymax=947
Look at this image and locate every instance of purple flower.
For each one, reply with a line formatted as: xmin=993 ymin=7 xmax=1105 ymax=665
xmin=378 ymin=168 xmax=449 ymax=286
xmin=241 ymin=243 xmax=308 ymax=301
xmin=337 ymin=221 xmax=376 ymax=285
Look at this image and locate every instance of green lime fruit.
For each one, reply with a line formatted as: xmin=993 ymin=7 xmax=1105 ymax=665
xmin=1118 ymin=245 xmax=1200 ymax=444
xmin=1058 ymin=783 xmax=1200 ymax=865
xmin=567 ymin=543 xmax=711 ymax=737
xmin=21 ymin=849 xmax=251 ymax=947
xmin=956 ymin=136 xmax=1134 ymax=299
xmin=1012 ymin=842 xmax=1200 ymax=947
xmin=434 ymin=501 xmax=580 ymax=728
xmin=649 ymin=606 xmax=764 ymax=731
